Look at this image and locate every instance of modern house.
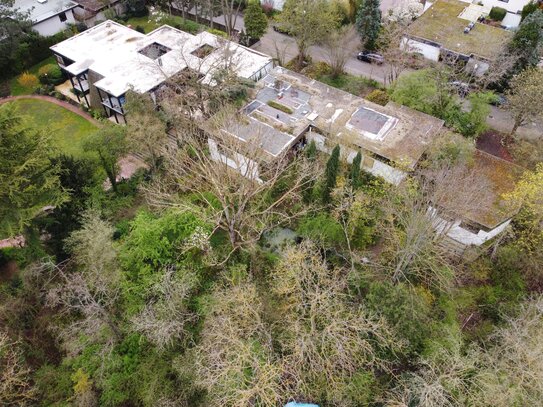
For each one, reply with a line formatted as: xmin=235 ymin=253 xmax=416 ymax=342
xmin=432 ymin=150 xmax=522 ymax=250
xmin=208 ymin=66 xmax=444 ymax=185
xmin=403 ymin=0 xmax=513 ymax=74
xmin=13 ymin=0 xmax=78 ymax=36
xmin=50 ymin=20 xmax=274 ymax=123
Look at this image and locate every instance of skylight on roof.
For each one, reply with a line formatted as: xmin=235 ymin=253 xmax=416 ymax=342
xmin=138 ymin=42 xmax=171 ymax=60
xmin=346 ymin=107 xmax=398 ymax=141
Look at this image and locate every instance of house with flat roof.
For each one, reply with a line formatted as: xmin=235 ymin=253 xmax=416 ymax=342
xmin=433 ymin=150 xmax=523 ymax=248
xmin=13 ymin=0 xmax=78 ymax=36
xmin=50 ymin=20 xmax=274 ymax=123
xmin=403 ymin=0 xmax=513 ymax=74
xmin=208 ymin=66 xmax=445 ymax=184
xmin=457 ymin=0 xmax=533 ymax=28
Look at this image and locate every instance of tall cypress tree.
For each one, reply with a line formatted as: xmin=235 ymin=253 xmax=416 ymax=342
xmin=349 ymin=151 xmax=362 ymax=189
xmin=356 ymin=0 xmax=382 ymax=51
xmin=322 ymin=145 xmax=341 ymax=204
xmin=303 ymin=140 xmax=318 ymax=203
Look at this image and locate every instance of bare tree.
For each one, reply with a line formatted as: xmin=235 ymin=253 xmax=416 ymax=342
xmin=219 ymin=0 xmax=244 ymax=36
xmin=322 ymin=25 xmax=358 ymax=78
xmin=45 ymin=211 xmax=122 ymax=353
xmin=506 ymin=67 xmax=543 ymax=137
xmin=192 ymin=278 xmax=283 ymax=406
xmin=377 ymin=157 xmax=492 ymax=288
xmin=124 ymin=91 xmax=168 ymax=172
xmin=145 ymin=107 xmax=317 ymax=250
xmin=130 ymin=265 xmax=198 ymax=351
xmin=273 ymin=242 xmax=401 ymax=403
xmin=0 ymin=330 xmax=36 ymax=406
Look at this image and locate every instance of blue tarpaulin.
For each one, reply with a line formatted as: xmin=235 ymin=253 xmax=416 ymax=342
xmin=284 ymin=403 xmax=319 ymax=407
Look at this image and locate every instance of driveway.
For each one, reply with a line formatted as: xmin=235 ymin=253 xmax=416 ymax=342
xmin=251 ymin=26 xmax=390 ymax=84
xmin=487 ymin=105 xmax=543 ymax=141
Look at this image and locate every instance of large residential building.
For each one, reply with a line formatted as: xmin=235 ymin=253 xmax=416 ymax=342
xmin=403 ymin=0 xmax=513 ymax=74
xmin=209 ymin=66 xmax=445 ymax=185
xmin=50 ymin=20 xmax=274 ymax=123
xmin=13 ymin=0 xmax=78 ymax=36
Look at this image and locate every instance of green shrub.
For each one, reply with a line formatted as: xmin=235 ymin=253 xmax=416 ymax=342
xmin=303 ymin=61 xmax=333 ymax=79
xmin=489 ymin=6 xmax=507 ymax=21
xmin=365 ymin=89 xmax=389 ymax=105
xmin=297 ymin=213 xmax=346 ymax=248
xmin=135 ymin=25 xmax=145 ymax=33
xmin=267 ymin=100 xmax=293 ymax=114
xmin=207 ymin=27 xmax=228 ymax=37
xmin=38 ymin=64 xmax=64 ymax=85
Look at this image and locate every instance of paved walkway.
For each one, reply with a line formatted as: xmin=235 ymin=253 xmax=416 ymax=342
xmin=0 ymin=94 xmax=101 ymax=126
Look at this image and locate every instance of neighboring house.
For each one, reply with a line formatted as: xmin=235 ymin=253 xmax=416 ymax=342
xmin=208 ymin=66 xmax=444 ymax=185
xmin=50 ymin=20 xmax=274 ymax=123
xmin=403 ymin=0 xmax=513 ymax=74
xmin=13 ymin=0 xmax=78 ymax=36
xmin=458 ymin=0 xmax=532 ymax=28
xmin=432 ymin=150 xmax=522 ymax=250
xmin=71 ymin=0 xmax=126 ymax=27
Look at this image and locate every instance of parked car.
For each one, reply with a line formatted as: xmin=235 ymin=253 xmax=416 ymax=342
xmin=356 ymin=51 xmax=384 ymax=64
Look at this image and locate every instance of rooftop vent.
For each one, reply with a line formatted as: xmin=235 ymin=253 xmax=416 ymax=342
xmin=37 ymin=0 xmax=47 ymax=3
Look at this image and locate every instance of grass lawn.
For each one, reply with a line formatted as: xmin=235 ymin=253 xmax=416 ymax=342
xmin=126 ymin=15 xmax=202 ymax=34
xmin=9 ymin=56 xmax=57 ymax=96
xmin=317 ymin=73 xmax=381 ymax=98
xmin=6 ymin=99 xmax=98 ymax=157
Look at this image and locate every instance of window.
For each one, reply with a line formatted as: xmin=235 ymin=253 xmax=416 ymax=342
xmin=59 ymin=12 xmax=67 ymax=22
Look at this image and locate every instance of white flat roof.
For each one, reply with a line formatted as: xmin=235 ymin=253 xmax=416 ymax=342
xmin=51 ymin=21 xmax=273 ymax=97
xmin=14 ymin=0 xmax=77 ymax=23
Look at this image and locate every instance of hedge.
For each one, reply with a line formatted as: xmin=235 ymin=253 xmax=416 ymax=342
xmin=38 ymin=64 xmax=65 ymax=85
xmin=489 ymin=6 xmax=507 ymax=21
xmin=267 ymin=100 xmax=293 ymax=114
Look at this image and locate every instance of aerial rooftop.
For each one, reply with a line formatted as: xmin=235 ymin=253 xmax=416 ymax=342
xmin=460 ymin=150 xmax=522 ymax=229
xmin=408 ymin=0 xmax=512 ymax=60
xmin=51 ymin=20 xmax=273 ymax=97
xmin=228 ymin=67 xmax=444 ymax=166
xmin=14 ymin=0 xmax=77 ymax=23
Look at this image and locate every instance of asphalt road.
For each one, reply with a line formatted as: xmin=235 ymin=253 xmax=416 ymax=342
xmin=251 ymin=26 xmax=391 ymax=83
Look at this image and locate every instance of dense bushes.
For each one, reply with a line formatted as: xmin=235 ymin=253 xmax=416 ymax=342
xmin=38 ymin=64 xmax=64 ymax=85
xmin=1 ymin=31 xmax=69 ymax=81
xmin=489 ymin=6 xmax=507 ymax=21
xmin=365 ymin=89 xmax=389 ymax=105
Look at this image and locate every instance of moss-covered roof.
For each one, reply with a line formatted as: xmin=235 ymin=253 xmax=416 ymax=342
xmin=408 ymin=0 xmax=512 ymax=60
xmin=462 ymin=150 xmax=523 ymax=229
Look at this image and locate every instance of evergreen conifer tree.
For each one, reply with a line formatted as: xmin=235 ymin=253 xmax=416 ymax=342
xmin=244 ymin=0 xmax=269 ymax=41
xmin=350 ymin=151 xmax=362 ymax=189
xmin=356 ymin=0 xmax=382 ymax=50
xmin=322 ymin=145 xmax=340 ymax=204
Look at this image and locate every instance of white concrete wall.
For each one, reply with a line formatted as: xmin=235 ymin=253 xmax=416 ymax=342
xmin=305 ymin=131 xmax=407 ymax=185
xmin=401 ymin=37 xmax=441 ymax=62
xmin=32 ymin=10 xmax=76 ymax=36
xmin=430 ymin=207 xmax=511 ymax=246
xmin=208 ymin=138 xmax=262 ymax=182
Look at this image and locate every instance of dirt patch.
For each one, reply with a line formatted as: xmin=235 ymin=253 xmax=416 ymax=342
xmin=0 ymin=259 xmax=19 ymax=282
xmin=476 ymin=131 xmax=513 ymax=162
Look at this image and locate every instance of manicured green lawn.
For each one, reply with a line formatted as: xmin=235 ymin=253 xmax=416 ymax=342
xmin=126 ymin=15 xmax=202 ymax=34
xmin=6 ymin=99 xmax=98 ymax=157
xmin=9 ymin=56 xmax=57 ymax=96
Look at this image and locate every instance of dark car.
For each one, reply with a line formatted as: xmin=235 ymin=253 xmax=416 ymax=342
xmin=356 ymin=51 xmax=384 ymax=64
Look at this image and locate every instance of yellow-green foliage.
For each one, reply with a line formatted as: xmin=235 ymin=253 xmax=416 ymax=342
xmin=17 ymin=72 xmax=39 ymax=90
